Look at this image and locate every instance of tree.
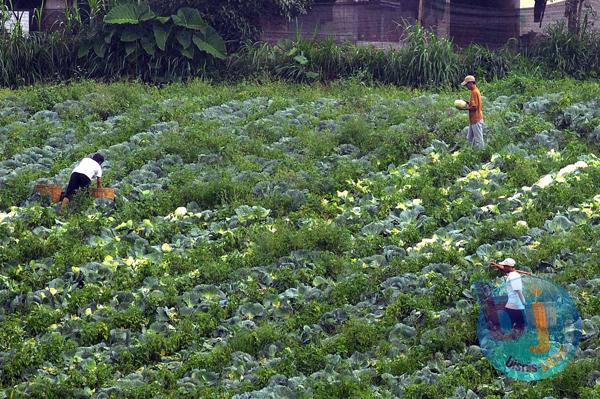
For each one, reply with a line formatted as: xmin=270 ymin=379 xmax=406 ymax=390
xmin=147 ymin=0 xmax=314 ymax=49
xmin=565 ymin=0 xmax=595 ymax=34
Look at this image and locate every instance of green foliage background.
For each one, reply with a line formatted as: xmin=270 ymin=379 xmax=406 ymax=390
xmin=147 ymin=0 xmax=314 ymax=48
xmin=1 ymin=16 xmax=600 ymax=87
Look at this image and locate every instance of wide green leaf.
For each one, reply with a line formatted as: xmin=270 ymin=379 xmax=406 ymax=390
xmin=93 ymin=41 xmax=106 ymax=58
xmin=104 ymin=3 xmax=137 ymax=24
xmin=78 ymin=42 xmax=91 ymax=58
xmin=104 ymin=2 xmax=155 ymax=25
xmin=153 ymin=23 xmax=171 ymax=51
xmin=104 ymin=28 xmax=116 ymax=44
xmin=141 ymin=38 xmax=156 ymax=57
xmin=140 ymin=11 xmax=156 ymax=22
xmin=172 ymin=7 xmax=207 ymax=31
xmin=192 ymin=26 xmax=226 ymax=60
xmin=294 ymin=54 xmax=308 ymax=65
xmin=125 ymin=42 xmax=138 ymax=57
xmin=120 ymin=29 xmax=141 ymax=43
xmin=176 ymin=30 xmax=192 ymax=49
xmin=180 ymin=46 xmax=195 ymax=59
xmin=239 ymin=303 xmax=266 ymax=320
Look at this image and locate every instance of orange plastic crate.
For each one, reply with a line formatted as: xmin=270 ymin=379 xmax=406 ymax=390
xmin=34 ymin=184 xmax=63 ymax=203
xmin=90 ymin=187 xmax=116 ymax=200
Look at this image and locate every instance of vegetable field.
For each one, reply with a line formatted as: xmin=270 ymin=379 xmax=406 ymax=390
xmin=0 ymin=78 xmax=599 ymax=398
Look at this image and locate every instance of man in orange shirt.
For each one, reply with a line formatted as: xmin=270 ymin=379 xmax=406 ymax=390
xmin=461 ymin=75 xmax=484 ymax=149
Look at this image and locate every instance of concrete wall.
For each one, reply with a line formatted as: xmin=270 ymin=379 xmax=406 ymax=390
xmin=4 ymin=11 xmax=30 ymax=33
xmin=260 ymin=0 xmax=599 ymax=48
xmin=260 ymin=1 xmax=420 ymax=45
xmin=7 ymin=0 xmax=67 ymax=31
xmin=449 ymin=0 xmax=520 ymax=48
xmin=520 ymin=0 xmax=600 ymax=34
xmin=260 ymin=0 xmax=521 ymax=48
xmin=42 ymin=0 xmax=68 ymax=31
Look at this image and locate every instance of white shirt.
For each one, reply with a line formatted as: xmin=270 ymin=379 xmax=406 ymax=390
xmin=72 ymin=157 xmax=102 ymax=180
xmin=505 ymin=271 xmax=525 ymax=310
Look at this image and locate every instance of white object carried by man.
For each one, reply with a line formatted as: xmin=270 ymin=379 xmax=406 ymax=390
xmin=454 ymin=99 xmax=468 ymax=110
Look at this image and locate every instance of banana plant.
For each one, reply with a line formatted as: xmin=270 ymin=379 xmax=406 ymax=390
xmin=78 ymin=1 xmax=227 ymax=63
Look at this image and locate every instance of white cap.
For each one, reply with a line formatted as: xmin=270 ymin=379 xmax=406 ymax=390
xmin=461 ymin=75 xmax=476 ymax=86
xmin=499 ymin=258 xmax=516 ymax=267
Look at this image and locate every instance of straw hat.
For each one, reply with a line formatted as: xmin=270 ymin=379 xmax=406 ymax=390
xmin=461 ymin=75 xmax=476 ymax=86
xmin=499 ymin=258 xmax=516 ymax=267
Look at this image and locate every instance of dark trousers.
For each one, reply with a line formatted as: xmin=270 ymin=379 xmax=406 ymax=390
xmin=63 ymin=172 xmax=91 ymax=200
xmin=505 ymin=308 xmax=526 ymax=330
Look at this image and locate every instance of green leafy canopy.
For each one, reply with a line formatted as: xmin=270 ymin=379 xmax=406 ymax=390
xmin=80 ymin=1 xmax=227 ymax=64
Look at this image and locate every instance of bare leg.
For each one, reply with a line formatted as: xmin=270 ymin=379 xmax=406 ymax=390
xmin=510 ymin=326 xmax=525 ymax=340
xmin=59 ymin=197 xmax=70 ymax=214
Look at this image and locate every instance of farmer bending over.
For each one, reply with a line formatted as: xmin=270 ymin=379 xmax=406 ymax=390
xmin=60 ymin=153 xmax=104 ymax=212
xmin=490 ymin=258 xmax=528 ymax=340
xmin=461 ymin=75 xmax=484 ymax=149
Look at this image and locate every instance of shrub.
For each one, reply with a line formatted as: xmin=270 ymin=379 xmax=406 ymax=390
xmin=462 ymin=44 xmax=515 ymax=80
xmin=340 ymin=318 xmax=384 ymax=353
xmin=228 ymin=323 xmax=280 ymax=356
xmin=0 ymin=32 xmax=80 ymax=88
xmin=78 ymin=3 xmax=227 ymax=83
xmin=3 ymin=14 xmax=600 ymax=87
xmin=147 ymin=0 xmax=314 ymax=49
xmin=228 ymin=25 xmax=522 ymax=88
xmin=336 ymin=117 xmax=373 ymax=150
xmin=399 ymin=23 xmax=461 ymax=88
xmin=532 ymin=21 xmax=600 ymax=79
